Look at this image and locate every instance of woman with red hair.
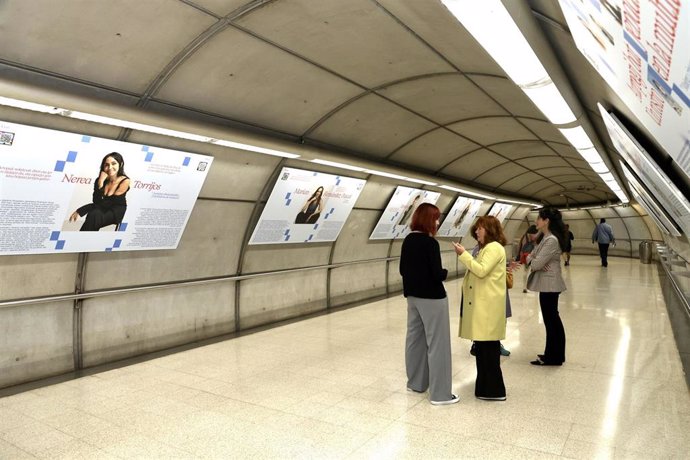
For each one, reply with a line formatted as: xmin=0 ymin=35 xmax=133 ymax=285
xmin=399 ymin=203 xmax=458 ymax=405
xmin=453 ymin=215 xmax=507 ymax=401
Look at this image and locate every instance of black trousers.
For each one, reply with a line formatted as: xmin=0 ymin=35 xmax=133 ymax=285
xmin=539 ymin=292 xmax=565 ymax=364
xmin=80 ymin=209 xmax=122 ymax=231
xmin=474 ymin=341 xmax=505 ymax=398
xmin=598 ymin=243 xmax=610 ymax=266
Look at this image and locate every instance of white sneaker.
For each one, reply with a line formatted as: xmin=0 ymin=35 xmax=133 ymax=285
xmin=430 ymin=394 xmax=459 ymax=405
xmin=407 ymin=387 xmax=425 ymax=393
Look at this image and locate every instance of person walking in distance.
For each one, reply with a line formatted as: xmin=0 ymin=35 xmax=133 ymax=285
xmin=592 ymin=218 xmax=615 ymax=267
xmin=563 ymin=224 xmax=575 ymax=266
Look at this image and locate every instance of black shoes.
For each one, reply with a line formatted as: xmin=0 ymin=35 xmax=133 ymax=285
xmin=531 ymin=355 xmax=563 ymax=366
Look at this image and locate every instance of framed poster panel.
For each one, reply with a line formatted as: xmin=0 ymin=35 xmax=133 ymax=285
xmin=248 ymin=167 xmax=366 ymax=244
xmin=559 ymin=0 xmax=690 ymax=180
xmin=0 ymin=120 xmax=212 ymax=255
xmin=487 ymin=202 xmax=514 ymax=224
xmin=369 ymin=186 xmax=441 ymax=240
xmin=437 ymin=196 xmax=484 ymax=240
xmin=600 ymin=108 xmax=690 ymax=236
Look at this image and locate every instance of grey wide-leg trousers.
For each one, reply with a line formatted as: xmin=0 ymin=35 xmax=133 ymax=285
xmin=405 ymin=296 xmax=453 ymax=402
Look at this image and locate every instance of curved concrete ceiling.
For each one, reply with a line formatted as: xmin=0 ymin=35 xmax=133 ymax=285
xmin=0 ymin=0 xmax=666 ymax=206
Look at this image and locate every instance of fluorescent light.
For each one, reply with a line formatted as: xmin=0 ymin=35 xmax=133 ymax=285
xmin=599 ymin=172 xmax=615 ymax=182
xmin=404 ymin=177 xmax=438 ymax=186
xmin=498 ymin=198 xmax=541 ymax=206
xmin=440 ymin=185 xmax=495 ymax=199
xmin=310 ymin=159 xmax=365 ymax=172
xmin=442 ymin=0 xmax=546 ymax=86
xmin=442 ymin=0 xmax=576 ymax=125
xmin=559 ymin=126 xmax=593 ymax=150
xmin=0 ymin=96 xmax=58 ymax=113
xmin=365 ymin=169 xmax=408 ymax=180
xmin=0 ymin=96 xmax=300 ymax=159
xmin=522 ymin=82 xmax=576 ymax=125
xmin=578 ymin=147 xmax=605 ymax=164
xmin=591 ymin=162 xmax=609 ymax=173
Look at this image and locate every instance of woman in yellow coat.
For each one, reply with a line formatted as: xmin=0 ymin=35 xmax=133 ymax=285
xmin=453 ymin=215 xmax=507 ymax=401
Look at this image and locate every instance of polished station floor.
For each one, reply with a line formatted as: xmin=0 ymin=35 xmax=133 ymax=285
xmin=1 ymin=256 xmax=689 ymax=459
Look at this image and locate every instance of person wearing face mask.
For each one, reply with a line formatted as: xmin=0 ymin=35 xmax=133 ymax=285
xmin=453 ymin=216 xmax=507 ymax=401
xmin=399 ymin=203 xmax=458 ymax=405
xmin=69 ymin=152 xmax=130 ymax=231
xmin=527 ymin=207 xmax=568 ymax=366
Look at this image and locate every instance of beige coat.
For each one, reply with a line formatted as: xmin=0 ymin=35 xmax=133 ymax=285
xmin=458 ymin=241 xmax=506 ymax=341
xmin=527 ymin=234 xmax=567 ymax=293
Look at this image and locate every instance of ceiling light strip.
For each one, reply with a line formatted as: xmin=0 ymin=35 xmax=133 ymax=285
xmin=0 ymin=96 xmax=300 ymax=159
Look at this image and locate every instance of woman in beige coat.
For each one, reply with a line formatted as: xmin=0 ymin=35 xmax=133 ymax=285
xmin=453 ymin=215 xmax=507 ymax=401
xmin=527 ymin=207 xmax=567 ymax=366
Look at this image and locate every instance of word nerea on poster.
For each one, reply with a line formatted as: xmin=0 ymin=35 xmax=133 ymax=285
xmin=0 ymin=120 xmax=212 ymax=255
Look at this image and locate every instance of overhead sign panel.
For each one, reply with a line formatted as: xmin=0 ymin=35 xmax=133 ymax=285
xmin=249 ymin=167 xmax=366 ymax=244
xmin=0 ymin=120 xmax=212 ymax=255
xmin=559 ymin=0 xmax=690 ymax=179
xmin=600 ymin=108 xmax=690 ymax=235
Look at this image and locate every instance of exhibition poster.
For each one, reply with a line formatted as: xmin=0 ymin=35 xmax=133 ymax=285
xmin=487 ymin=202 xmax=514 ymax=223
xmin=249 ymin=167 xmax=366 ymax=244
xmin=0 ymin=120 xmax=213 ymax=254
xmin=559 ymin=0 xmax=690 ymax=179
xmin=369 ymin=186 xmax=441 ymax=240
xmin=436 ymin=196 xmax=484 ymax=239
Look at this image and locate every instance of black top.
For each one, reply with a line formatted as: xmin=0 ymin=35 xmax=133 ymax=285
xmin=77 ymin=176 xmax=129 ymax=219
xmin=399 ymin=232 xmax=448 ymax=299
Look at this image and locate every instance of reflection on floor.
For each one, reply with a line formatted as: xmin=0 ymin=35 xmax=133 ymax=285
xmin=1 ymin=256 xmax=689 ymax=458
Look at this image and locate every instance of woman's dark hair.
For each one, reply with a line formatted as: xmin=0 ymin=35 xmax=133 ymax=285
xmin=410 ymin=203 xmax=440 ymax=236
xmin=537 ymin=207 xmax=567 ymax=250
xmin=100 ymin=152 xmax=126 ymax=177
xmin=474 ymin=215 xmax=507 ymax=246
xmin=310 ymin=186 xmax=324 ymax=201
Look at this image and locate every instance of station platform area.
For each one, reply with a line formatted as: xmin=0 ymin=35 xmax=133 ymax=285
xmin=1 ymin=255 xmax=689 ymax=458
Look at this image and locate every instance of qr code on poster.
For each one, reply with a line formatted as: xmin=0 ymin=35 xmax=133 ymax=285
xmin=0 ymin=131 xmax=15 ymax=146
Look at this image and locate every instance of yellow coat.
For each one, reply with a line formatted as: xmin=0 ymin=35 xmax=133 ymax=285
xmin=458 ymin=241 xmax=506 ymax=341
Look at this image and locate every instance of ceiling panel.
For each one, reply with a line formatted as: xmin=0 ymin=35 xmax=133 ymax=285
xmin=448 ymin=117 xmax=537 ymax=146
xmin=515 ymin=156 xmax=571 ymax=169
xmin=517 ymin=177 xmax=560 ymax=195
xmin=490 ymin=140 xmax=557 ymax=160
xmin=378 ymin=74 xmax=508 ymax=125
xmin=307 ymin=93 xmax=436 ymax=157
xmin=235 ymin=0 xmax=454 ymax=87
xmin=0 ymin=0 xmax=215 ymax=93
xmin=375 ymin=0 xmax=503 ymax=75
xmin=469 ymin=75 xmax=544 ymax=119
xmin=517 ymin=117 xmax=568 ymax=143
xmin=156 ymin=27 xmax=363 ymax=135
xmin=546 ymin=141 xmax=582 ymax=160
xmin=389 ymin=128 xmax=479 ymax=169
xmin=498 ymin=171 xmax=548 ymax=191
xmin=192 ymin=0 xmax=248 ymax=16
xmin=441 ymin=149 xmax=506 ymax=178
xmin=473 ymin=162 xmax=530 ymax=187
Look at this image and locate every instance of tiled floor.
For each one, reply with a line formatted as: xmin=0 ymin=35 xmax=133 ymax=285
xmin=1 ymin=256 xmax=689 ymax=459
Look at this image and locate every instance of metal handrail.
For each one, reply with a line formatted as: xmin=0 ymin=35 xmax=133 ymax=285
xmin=656 ymin=245 xmax=690 ymax=318
xmin=0 ymin=256 xmax=403 ymax=309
